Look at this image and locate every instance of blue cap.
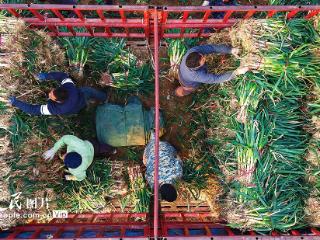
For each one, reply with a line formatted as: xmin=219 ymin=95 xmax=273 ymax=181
xmin=64 ymin=152 xmax=82 ymax=169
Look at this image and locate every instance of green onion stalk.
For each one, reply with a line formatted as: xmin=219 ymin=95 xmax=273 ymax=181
xmin=167 ymin=39 xmax=187 ymax=79
xmin=89 ymin=38 xmax=154 ymax=94
xmin=226 ymin=99 xmax=309 ymax=232
xmin=59 ymin=35 xmax=93 ymax=79
xmin=222 ymin=18 xmax=319 ymax=232
xmin=131 ymin=177 xmax=151 ymax=213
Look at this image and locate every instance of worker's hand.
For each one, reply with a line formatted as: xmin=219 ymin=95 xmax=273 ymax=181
xmin=8 ymin=96 xmax=16 ymax=105
xmin=65 ymin=175 xmax=77 ymax=181
xmin=100 ymin=72 xmax=113 ymax=86
xmin=36 ymin=73 xmax=47 ymax=81
xmin=202 ymin=0 xmax=210 ymax=6
xmin=235 ymin=66 xmax=249 ymax=75
xmin=43 ymin=148 xmax=55 ymax=161
xmin=231 ymin=48 xmax=241 ymax=58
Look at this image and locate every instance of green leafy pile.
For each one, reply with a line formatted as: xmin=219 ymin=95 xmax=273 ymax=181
xmin=89 ymin=38 xmax=154 ymax=94
xmin=218 ymin=18 xmax=320 ymax=232
xmin=56 ymin=160 xmax=114 ymax=213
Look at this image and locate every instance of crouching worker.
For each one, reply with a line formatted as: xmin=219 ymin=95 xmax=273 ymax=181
xmin=175 ymin=44 xmax=249 ymax=97
xmin=43 ymin=135 xmax=116 ymax=181
xmin=9 ymin=72 xmax=107 ymax=115
xmin=143 ymin=133 xmax=182 ymax=202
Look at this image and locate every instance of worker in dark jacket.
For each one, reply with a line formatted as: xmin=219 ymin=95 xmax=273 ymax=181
xmin=175 ymin=44 xmax=249 ymax=97
xmin=9 ymin=72 xmax=107 ymax=115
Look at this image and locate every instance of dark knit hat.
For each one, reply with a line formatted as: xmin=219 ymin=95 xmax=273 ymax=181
xmin=159 ymin=184 xmax=177 ymax=202
xmin=64 ymin=152 xmax=82 ymax=169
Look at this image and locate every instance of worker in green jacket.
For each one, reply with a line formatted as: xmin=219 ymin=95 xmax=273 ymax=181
xmin=43 ymin=135 xmax=116 ymax=181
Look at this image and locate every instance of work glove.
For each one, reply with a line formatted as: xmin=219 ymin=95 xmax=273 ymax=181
xmin=235 ymin=66 xmax=249 ymax=75
xmin=36 ymin=73 xmax=47 ymax=81
xmin=231 ymin=48 xmax=241 ymax=58
xmin=202 ymin=0 xmax=210 ymax=6
xmin=8 ymin=96 xmax=16 ymax=105
xmin=65 ymin=175 xmax=77 ymax=181
xmin=43 ymin=148 xmax=56 ymax=161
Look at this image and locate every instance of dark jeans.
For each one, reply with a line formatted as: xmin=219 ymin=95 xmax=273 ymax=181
xmin=89 ymin=139 xmax=115 ymax=157
xmin=79 ymin=87 xmax=107 ymax=105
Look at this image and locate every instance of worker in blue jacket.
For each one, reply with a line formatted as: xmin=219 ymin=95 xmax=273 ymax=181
xmin=9 ymin=72 xmax=107 ymax=115
xmin=175 ymin=44 xmax=249 ymax=97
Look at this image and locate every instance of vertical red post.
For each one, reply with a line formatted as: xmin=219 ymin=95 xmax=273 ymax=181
xmin=153 ymin=7 xmax=160 ymax=240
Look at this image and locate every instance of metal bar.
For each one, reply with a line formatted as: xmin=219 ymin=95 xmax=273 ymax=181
xmin=144 ymin=9 xmax=150 ymax=41
xmin=311 ymin=228 xmax=320 ymax=235
xmin=160 ymin=10 xmax=168 ymax=39
xmin=119 ymin=9 xmax=129 ymax=37
xmin=2 ymin=4 xmax=320 ymax=13
xmin=46 ymin=31 xmax=145 ymax=38
xmin=85 ymin=26 xmax=94 ymax=36
xmin=105 ymin=27 xmax=112 ymax=36
xmin=51 ymin=9 xmax=64 ymax=20
xmin=222 ymin=10 xmax=233 ymax=23
xmin=244 ymin=10 xmax=256 ymax=19
xmin=74 ymin=8 xmax=85 ymax=21
xmin=305 ymin=10 xmax=320 ymax=19
xmin=7 ymin=8 xmax=20 ymax=17
xmin=267 ymin=10 xmax=277 ymax=18
xmin=25 ymin=20 xmax=146 ymax=28
xmin=29 ymin=9 xmax=45 ymax=21
xmin=202 ymin=10 xmax=211 ymax=22
xmin=161 ymin=5 xmax=320 ymax=12
xmin=66 ymin=26 xmax=77 ymax=36
xmin=153 ymin=7 xmax=160 ymax=240
xmin=97 ymin=9 xmax=106 ymax=21
xmin=47 ymin=25 xmax=59 ymax=36
xmin=165 ymin=18 xmax=237 ymax=25
xmin=287 ymin=9 xmax=300 ymax=19
xmin=29 ymin=228 xmax=43 ymax=239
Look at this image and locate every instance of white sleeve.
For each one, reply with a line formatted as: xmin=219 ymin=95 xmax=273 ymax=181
xmin=61 ymin=78 xmax=74 ymax=85
xmin=40 ymin=105 xmax=52 ymax=115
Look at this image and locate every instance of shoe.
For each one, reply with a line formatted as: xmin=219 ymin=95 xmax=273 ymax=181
xmin=112 ymin=149 xmax=117 ymax=155
xmin=175 ymin=86 xmax=195 ymax=97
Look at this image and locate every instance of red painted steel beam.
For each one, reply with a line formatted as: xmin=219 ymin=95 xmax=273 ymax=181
xmin=0 ymin=4 xmax=149 ymax=11
xmin=22 ymin=18 xmax=147 ymax=26
xmin=153 ymin=7 xmax=160 ymax=240
xmin=45 ymin=32 xmax=145 ymax=38
xmin=161 ymin=5 xmax=320 ymax=12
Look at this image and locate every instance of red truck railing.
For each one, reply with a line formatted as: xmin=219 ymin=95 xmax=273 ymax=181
xmin=1 ymin=212 xmax=320 ymax=239
xmin=0 ymin=4 xmax=320 ymax=39
xmin=0 ymin=4 xmax=320 ymax=239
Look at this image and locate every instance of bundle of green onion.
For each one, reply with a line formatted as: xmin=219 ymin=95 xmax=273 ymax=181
xmin=167 ymin=39 xmax=187 ymax=79
xmin=59 ymin=33 xmax=93 ymax=79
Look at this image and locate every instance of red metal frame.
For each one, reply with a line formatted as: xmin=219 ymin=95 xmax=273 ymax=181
xmin=2 ymin=212 xmax=320 ymax=239
xmin=0 ymin=4 xmax=151 ymax=38
xmin=160 ymin=5 xmax=320 ymax=38
xmin=153 ymin=7 xmax=160 ymax=240
xmin=4 ymin=213 xmax=149 ymax=239
xmin=1 ymin=5 xmax=320 ymax=39
xmin=1 ymin=4 xmax=320 ymax=239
